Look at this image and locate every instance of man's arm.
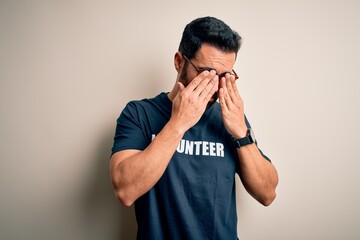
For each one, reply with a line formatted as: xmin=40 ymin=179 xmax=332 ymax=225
xmin=110 ymin=70 xmax=219 ymax=207
xmin=236 ymin=144 xmax=278 ymax=206
xmin=218 ymin=74 xmax=278 ymax=206
xmin=110 ymin=122 xmax=184 ymax=207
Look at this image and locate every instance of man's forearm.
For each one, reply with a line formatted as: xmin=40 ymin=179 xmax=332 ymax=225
xmin=111 ymin=121 xmax=185 ymax=207
xmin=237 ymin=144 xmax=278 ymax=206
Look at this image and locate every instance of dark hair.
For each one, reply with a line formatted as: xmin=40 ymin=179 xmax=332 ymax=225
xmin=178 ymin=16 xmax=242 ymax=59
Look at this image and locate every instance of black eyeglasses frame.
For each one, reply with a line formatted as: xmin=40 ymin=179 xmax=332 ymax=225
xmin=183 ymin=55 xmax=239 ymax=80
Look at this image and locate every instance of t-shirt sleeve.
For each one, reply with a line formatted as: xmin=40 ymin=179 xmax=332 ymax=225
xmin=244 ymin=115 xmax=271 ymax=162
xmin=111 ymin=102 xmax=149 ymax=155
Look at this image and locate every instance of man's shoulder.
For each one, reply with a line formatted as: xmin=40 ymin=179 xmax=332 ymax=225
xmin=121 ymin=92 xmax=170 ymax=117
xmin=126 ymin=92 xmax=166 ymax=107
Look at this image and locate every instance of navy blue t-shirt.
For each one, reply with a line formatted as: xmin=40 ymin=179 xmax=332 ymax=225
xmin=112 ymin=92 xmax=269 ymax=240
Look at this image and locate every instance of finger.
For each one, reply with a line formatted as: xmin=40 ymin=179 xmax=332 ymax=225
xmin=177 ymin=82 xmax=185 ymax=91
xmin=231 ymin=75 xmax=239 ymax=95
xmin=224 ymin=77 xmax=238 ymax=107
xmin=219 ymin=76 xmax=227 ymax=92
xmin=219 ymin=88 xmax=229 ymax=111
xmin=193 ymin=70 xmax=217 ymax=96
xmin=226 ymin=74 xmax=238 ymax=102
xmin=219 ymin=77 xmax=231 ymax=108
xmin=186 ymin=70 xmax=211 ymax=92
xmin=200 ymin=75 xmax=219 ymax=103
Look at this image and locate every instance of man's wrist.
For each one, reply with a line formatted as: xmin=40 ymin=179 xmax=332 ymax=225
xmin=230 ymin=126 xmax=248 ymax=139
xmin=232 ymin=128 xmax=256 ymax=148
xmin=166 ymin=119 xmax=187 ymax=137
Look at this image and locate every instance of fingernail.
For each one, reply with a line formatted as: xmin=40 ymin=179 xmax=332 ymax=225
xmin=202 ymin=70 xmax=209 ymax=76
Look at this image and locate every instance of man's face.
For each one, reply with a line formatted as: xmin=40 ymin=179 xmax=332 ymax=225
xmin=179 ymin=44 xmax=237 ymax=103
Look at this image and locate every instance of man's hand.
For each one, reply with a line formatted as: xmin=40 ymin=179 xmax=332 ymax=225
xmin=170 ymin=70 xmax=219 ymax=133
xmin=218 ymin=74 xmax=247 ymax=138
xmin=219 ymin=74 xmax=278 ymax=206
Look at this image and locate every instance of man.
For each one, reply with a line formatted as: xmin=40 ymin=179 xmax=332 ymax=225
xmin=110 ymin=16 xmax=278 ymax=239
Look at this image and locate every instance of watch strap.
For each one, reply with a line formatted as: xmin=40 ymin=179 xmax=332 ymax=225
xmin=233 ymin=129 xmax=255 ymax=148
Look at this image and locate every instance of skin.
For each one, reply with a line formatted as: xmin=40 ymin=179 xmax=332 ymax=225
xmin=110 ymin=43 xmax=278 ymax=207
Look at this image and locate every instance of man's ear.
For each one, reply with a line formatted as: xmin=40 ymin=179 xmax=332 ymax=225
xmin=174 ymin=52 xmax=183 ymax=73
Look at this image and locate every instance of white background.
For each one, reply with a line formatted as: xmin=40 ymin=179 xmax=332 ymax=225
xmin=1 ymin=0 xmax=359 ymax=239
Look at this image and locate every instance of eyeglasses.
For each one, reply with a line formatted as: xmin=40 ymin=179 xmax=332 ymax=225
xmin=183 ymin=55 xmax=239 ymax=80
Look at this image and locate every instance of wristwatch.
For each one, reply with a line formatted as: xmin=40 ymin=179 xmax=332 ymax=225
xmin=233 ymin=128 xmax=256 ymax=148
